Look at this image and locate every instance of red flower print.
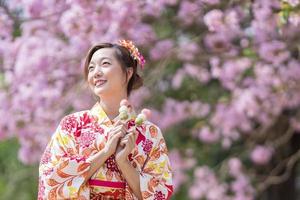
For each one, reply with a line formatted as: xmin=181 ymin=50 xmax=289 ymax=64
xmin=154 ymin=191 xmax=165 ymax=200
xmin=105 ymin=155 xmax=120 ymax=173
xmin=142 ymin=139 xmax=153 ymax=154
xmin=78 ymin=130 xmax=96 ymax=148
xmin=91 ymin=122 xmax=104 ymax=134
xmin=37 ymin=178 xmax=45 ymax=200
xmin=127 ymin=119 xmax=135 ymax=129
xmin=80 ymin=112 xmax=93 ymax=127
xmin=40 ymin=148 xmax=51 ymax=164
xmin=65 ymin=153 xmax=86 ymax=163
xmin=74 ymin=129 xmax=81 ymax=137
xmin=42 ymin=168 xmax=54 ymax=176
xmin=74 ymin=112 xmax=95 ymax=137
xmin=61 ymin=115 xmax=77 ymax=133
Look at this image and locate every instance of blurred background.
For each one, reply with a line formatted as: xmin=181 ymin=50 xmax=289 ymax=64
xmin=1 ymin=0 xmax=300 ymax=199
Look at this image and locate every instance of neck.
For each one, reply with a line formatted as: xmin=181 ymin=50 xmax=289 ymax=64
xmin=99 ymin=92 xmax=128 ymax=120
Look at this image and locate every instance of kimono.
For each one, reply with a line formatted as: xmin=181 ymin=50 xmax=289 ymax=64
xmin=38 ymin=102 xmax=173 ymax=200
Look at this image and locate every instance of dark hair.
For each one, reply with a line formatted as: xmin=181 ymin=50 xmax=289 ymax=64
xmin=83 ymin=43 xmax=143 ymax=96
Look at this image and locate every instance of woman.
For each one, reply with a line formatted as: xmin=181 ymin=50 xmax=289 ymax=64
xmin=38 ymin=40 xmax=173 ymax=200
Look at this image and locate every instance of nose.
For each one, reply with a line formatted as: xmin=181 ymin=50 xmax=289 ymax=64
xmin=94 ymin=66 xmax=103 ymax=78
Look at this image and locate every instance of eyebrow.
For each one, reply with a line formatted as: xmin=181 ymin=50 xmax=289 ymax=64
xmin=90 ymin=57 xmax=112 ymax=64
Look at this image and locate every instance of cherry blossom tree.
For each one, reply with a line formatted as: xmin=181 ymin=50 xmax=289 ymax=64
xmin=1 ymin=0 xmax=300 ymax=199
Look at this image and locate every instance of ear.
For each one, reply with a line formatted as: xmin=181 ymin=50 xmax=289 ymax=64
xmin=126 ymin=67 xmax=134 ymax=83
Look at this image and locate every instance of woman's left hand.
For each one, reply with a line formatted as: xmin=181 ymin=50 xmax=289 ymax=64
xmin=116 ymin=127 xmax=137 ymax=163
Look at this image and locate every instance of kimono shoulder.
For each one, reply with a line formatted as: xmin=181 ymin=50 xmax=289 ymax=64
xmin=57 ymin=110 xmax=93 ymax=136
xmin=38 ymin=110 xmax=93 ymax=199
xmin=142 ymin=120 xmax=166 ymax=143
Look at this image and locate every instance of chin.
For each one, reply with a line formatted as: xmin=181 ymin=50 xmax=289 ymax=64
xmin=93 ymin=86 xmax=109 ymax=97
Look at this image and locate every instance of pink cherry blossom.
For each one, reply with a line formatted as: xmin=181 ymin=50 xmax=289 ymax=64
xmin=1 ymin=1 xmax=300 ymax=199
xmin=258 ymin=40 xmax=290 ymax=66
xmin=177 ymin=1 xmax=202 ymax=26
xmin=198 ymin=126 xmax=220 ymax=143
xmin=150 ymin=39 xmax=174 ymax=60
xmin=204 ymin=9 xmax=224 ymax=32
xmin=177 ymin=39 xmax=200 ymax=61
xmin=250 ymin=145 xmax=273 ymax=165
xmin=228 ymin=157 xmax=242 ymax=177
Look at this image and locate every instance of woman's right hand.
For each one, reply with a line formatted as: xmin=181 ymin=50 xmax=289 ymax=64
xmin=104 ymin=120 xmax=127 ymax=156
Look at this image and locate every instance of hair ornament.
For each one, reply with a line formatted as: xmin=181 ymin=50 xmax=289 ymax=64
xmin=118 ymin=39 xmax=146 ymax=69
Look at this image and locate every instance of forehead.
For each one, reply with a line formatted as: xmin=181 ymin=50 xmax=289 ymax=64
xmin=90 ymin=48 xmax=116 ymax=62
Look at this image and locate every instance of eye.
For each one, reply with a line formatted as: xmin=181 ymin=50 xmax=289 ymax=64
xmin=88 ymin=66 xmax=94 ymax=71
xmin=102 ymin=61 xmax=110 ymax=65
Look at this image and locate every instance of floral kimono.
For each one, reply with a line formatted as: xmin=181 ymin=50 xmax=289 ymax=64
xmin=38 ymin=102 xmax=173 ymax=200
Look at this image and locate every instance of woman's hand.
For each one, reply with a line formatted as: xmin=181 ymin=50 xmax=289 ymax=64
xmin=104 ymin=120 xmax=127 ymax=156
xmin=116 ymin=127 xmax=137 ymax=163
xmin=115 ymin=127 xmax=143 ymax=200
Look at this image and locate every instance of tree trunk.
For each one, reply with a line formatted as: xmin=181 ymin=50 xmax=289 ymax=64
xmin=261 ymin=133 xmax=300 ymax=200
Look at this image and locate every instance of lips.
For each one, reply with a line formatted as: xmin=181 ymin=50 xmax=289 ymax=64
xmin=94 ymin=79 xmax=107 ymax=87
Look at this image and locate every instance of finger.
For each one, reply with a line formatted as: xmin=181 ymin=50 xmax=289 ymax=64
xmin=120 ymin=125 xmax=126 ymax=131
xmin=110 ymin=125 xmax=124 ymax=135
xmin=114 ymin=119 xmax=125 ymax=127
xmin=128 ymin=130 xmax=136 ymax=138
xmin=130 ymin=133 xmax=136 ymax=145
xmin=127 ymin=138 xmax=135 ymax=150
xmin=124 ymin=132 xmax=134 ymax=146
xmin=112 ymin=131 xmax=125 ymax=140
xmin=133 ymin=131 xmax=138 ymax=144
xmin=109 ymin=130 xmax=126 ymax=143
xmin=118 ymin=131 xmax=126 ymax=138
xmin=116 ymin=124 xmax=128 ymax=133
xmin=133 ymin=130 xmax=138 ymax=141
xmin=120 ymin=136 xmax=129 ymax=144
xmin=120 ymin=139 xmax=128 ymax=147
xmin=127 ymin=126 xmax=135 ymax=133
xmin=121 ymin=134 xmax=129 ymax=140
xmin=107 ymin=131 xmax=114 ymax=140
xmin=112 ymin=125 xmax=123 ymax=131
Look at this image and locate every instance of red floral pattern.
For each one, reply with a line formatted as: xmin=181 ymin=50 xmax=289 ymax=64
xmin=37 ymin=178 xmax=45 ymax=200
xmin=80 ymin=112 xmax=93 ymax=126
xmin=154 ymin=191 xmax=166 ymax=200
xmin=90 ymin=187 xmax=125 ymax=200
xmin=61 ymin=114 xmax=77 ymax=133
xmin=40 ymin=148 xmax=51 ymax=164
xmin=142 ymin=139 xmax=153 ymax=154
xmin=91 ymin=122 xmax=104 ymax=134
xmin=66 ymin=153 xmax=87 ymax=163
xmin=105 ymin=155 xmax=120 ymax=173
xmin=38 ymin=103 xmax=173 ymax=200
xmin=42 ymin=168 xmax=53 ymax=176
xmin=77 ymin=130 xmax=96 ymax=148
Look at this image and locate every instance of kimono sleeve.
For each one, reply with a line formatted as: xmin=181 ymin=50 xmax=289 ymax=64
xmin=38 ymin=115 xmax=91 ymax=199
xmin=139 ymin=125 xmax=173 ymax=200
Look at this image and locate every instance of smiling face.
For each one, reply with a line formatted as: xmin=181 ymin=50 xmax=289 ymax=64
xmin=87 ymin=48 xmax=132 ymax=98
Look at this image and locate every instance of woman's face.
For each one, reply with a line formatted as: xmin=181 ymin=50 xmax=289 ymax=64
xmin=87 ymin=48 xmax=132 ymax=98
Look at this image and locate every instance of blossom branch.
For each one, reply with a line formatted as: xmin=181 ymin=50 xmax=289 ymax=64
xmin=257 ymin=148 xmax=300 ymax=193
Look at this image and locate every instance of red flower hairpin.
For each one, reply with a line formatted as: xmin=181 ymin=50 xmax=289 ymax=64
xmin=118 ymin=39 xmax=146 ymax=70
